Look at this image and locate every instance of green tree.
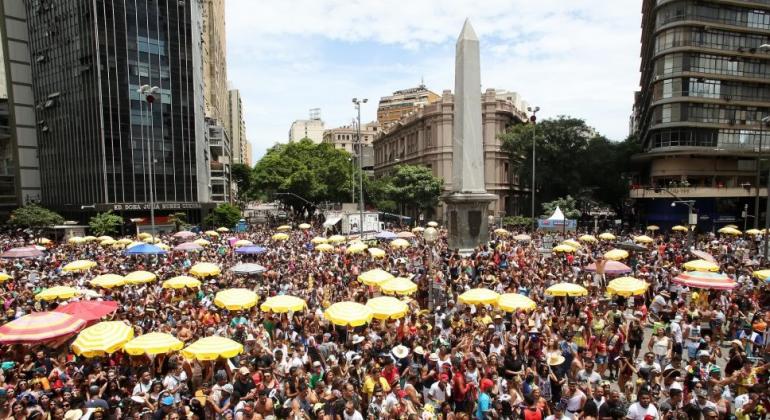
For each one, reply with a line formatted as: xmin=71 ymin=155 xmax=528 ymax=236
xmin=168 ymin=212 xmax=188 ymax=231
xmin=231 ymin=163 xmax=254 ymax=203
xmin=387 ymin=164 xmax=443 ymax=218
xmin=205 ymin=203 xmax=242 ymax=228
xmin=253 ymin=139 xmax=353 ymax=215
xmin=9 ymin=204 xmax=64 ymax=228
xmin=541 ymin=195 xmax=582 ymax=219
xmin=88 ymin=211 xmax=124 ymax=236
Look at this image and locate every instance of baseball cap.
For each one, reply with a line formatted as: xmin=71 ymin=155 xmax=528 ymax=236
xmin=239 ymin=366 xmax=250 ymax=375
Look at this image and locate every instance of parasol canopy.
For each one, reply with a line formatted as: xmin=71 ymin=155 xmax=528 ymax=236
xmin=690 ymin=249 xmax=716 ymax=262
xmin=173 ymin=242 xmax=204 ymax=252
xmin=54 ymin=300 xmax=119 ymax=322
xmin=0 ymin=247 xmax=43 ymax=259
xmin=315 ymin=243 xmax=335 ymax=253
xmin=599 ymin=232 xmax=616 ymax=241
xmin=584 ymin=260 xmax=632 ymax=274
xmin=345 ymin=242 xmax=368 ymax=254
xmin=513 ymin=234 xmax=532 ymax=242
xmin=162 ymin=276 xmax=202 ymax=289
xmin=427 ymin=221 xmax=439 ymax=227
xmin=260 ymin=295 xmax=307 ymax=313
xmin=214 ymin=288 xmax=258 ymax=310
xmin=181 ymin=336 xmax=243 ymax=361
xmin=396 ymin=231 xmax=415 ymax=239
xmin=673 ymin=271 xmax=736 ymax=290
xmin=634 ymin=235 xmax=654 ymax=244
xmin=562 ymin=239 xmax=582 ymax=249
xmin=62 ymin=260 xmax=97 ymax=272
xmin=603 ymin=249 xmax=629 ymax=261
xmin=71 ymin=321 xmax=134 ymax=357
xmin=494 ymin=228 xmax=510 ymax=236
xmin=271 ymin=233 xmax=289 ymax=241
xmin=327 ymin=235 xmax=346 ymax=243
xmin=671 ymin=225 xmax=688 ymax=232
xmin=368 ymin=247 xmax=386 ymax=258
xmin=683 ymin=259 xmax=719 ymax=272
xmin=379 ymin=277 xmax=418 ymax=295
xmin=124 ymin=332 xmax=184 ymax=356
xmin=299 ymin=223 xmax=311 ymax=229
xmin=365 ymin=296 xmax=409 ymax=320
xmin=173 ymin=231 xmax=196 ymax=239
xmin=124 ymin=271 xmax=157 ymax=284
xmin=275 ymin=225 xmax=292 ymax=232
xmin=0 ymin=312 xmax=86 ymax=344
xmin=553 ymin=244 xmax=577 ymax=253
xmin=545 ymin=282 xmax=588 ymax=297
xmin=90 ymin=274 xmax=126 ymax=289
xmin=193 ymin=239 xmax=211 ymax=247
xmin=35 ymin=286 xmax=80 ymax=301
xmin=718 ymin=226 xmax=742 ymax=236
xmin=230 ymin=263 xmax=267 ymax=275
xmin=323 ymin=301 xmax=373 ymax=327
xmin=390 ymin=239 xmax=410 ymax=249
xmin=752 ymin=269 xmax=770 ymax=281
xmin=646 ymin=225 xmax=660 ymax=231
xmin=579 ymin=234 xmax=597 ymax=243
xmin=124 ymin=243 xmax=166 ymax=255
xmin=189 ymin=262 xmax=221 ymax=277
xmin=497 ymin=293 xmax=536 ymax=312
xmin=375 ymin=231 xmax=397 ymax=240
xmin=358 ymin=269 xmax=394 ymax=286
xmin=234 ymin=245 xmax=267 ymax=255
xmin=458 ymin=288 xmax=500 ymax=305
xmin=607 ymin=277 xmax=649 ymax=297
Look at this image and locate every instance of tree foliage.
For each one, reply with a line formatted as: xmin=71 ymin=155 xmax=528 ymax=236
xmin=88 ymin=211 xmax=124 ymax=236
xmin=9 ymin=204 xmax=64 ymax=228
xmin=205 ymin=203 xmax=242 ymax=228
xmin=541 ymin=195 xmax=582 ymax=219
xmin=253 ymin=139 xmax=353 ymax=214
xmin=500 ymin=116 xmax=639 ymax=215
xmin=231 ymin=163 xmax=255 ymax=203
xmin=168 ymin=212 xmax=188 ymax=231
xmin=383 ymin=165 xmax=443 ymax=217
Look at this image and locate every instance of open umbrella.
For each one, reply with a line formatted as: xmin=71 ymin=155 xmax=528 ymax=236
xmin=204 ymin=230 xmax=220 ymax=237
xmin=90 ymin=274 xmax=125 ymax=289
xmin=62 ymin=260 xmax=97 ymax=272
xmin=603 ymin=249 xmax=629 ymax=261
xmin=328 ymin=235 xmax=346 ymax=244
xmin=310 ymin=237 xmax=328 ymax=244
xmin=124 ymin=243 xmax=167 ymax=255
xmin=588 ymin=260 xmax=632 ymax=274
xmin=718 ymin=226 xmax=742 ymax=236
xmin=71 ymin=321 xmax=134 ymax=357
xmin=579 ymin=234 xmax=597 ymax=243
xmin=358 ymin=269 xmax=394 ymax=286
xmin=182 ymin=336 xmax=243 ymax=361
xmin=174 ymin=242 xmax=204 ymax=252
xmin=562 ymin=239 xmax=582 ymax=249
xmin=299 ymin=223 xmax=312 ymax=230
xmin=690 ymin=250 xmax=716 ymax=262
xmin=497 ymin=293 xmax=536 ymax=312
xmin=379 ymin=277 xmax=418 ymax=296
xmin=375 ymin=231 xmax=397 ymax=240
xmin=365 ymin=296 xmax=409 ymax=320
xmin=747 ymin=229 xmax=762 ymax=236
xmin=671 ymin=225 xmax=688 ymax=232
xmin=599 ymin=232 xmax=616 ymax=241
xmin=35 ymin=286 xmax=80 ymax=301
xmin=189 ymin=262 xmax=221 ymax=277
xmin=368 ymin=248 xmax=386 ymax=258
xmin=683 ymin=259 xmax=719 ymax=272
xmin=725 ymin=224 xmax=739 ymax=229
xmin=54 ymin=301 xmax=119 ymax=322
xmin=390 ymin=239 xmax=410 ymax=249
xmin=272 ymin=233 xmax=289 ymax=241
xmin=346 ymin=243 xmax=368 ymax=254
xmin=216 ymin=227 xmax=230 ymax=233
xmin=0 ymin=273 xmax=10 ymax=282
xmin=214 ymin=288 xmax=258 ymax=310
xmin=0 ymin=312 xmax=86 ymax=344
xmin=494 ymin=228 xmax=510 ymax=236
xmin=0 ymin=247 xmax=43 ymax=259
xmin=411 ymin=227 xmax=425 ymax=233
xmin=235 ymin=246 xmax=267 ymax=255
xmin=674 ymin=271 xmax=736 ymax=290
xmin=513 ymin=234 xmax=531 ymax=242
xmin=260 ymin=295 xmax=307 ymax=313
xmin=615 ymin=241 xmax=648 ymax=252
xmin=276 ymin=225 xmax=292 ymax=232
xmin=396 ymin=231 xmax=415 ymax=239
xmin=233 ymin=240 xmax=253 ymax=248
xmin=607 ymin=277 xmax=649 ymax=297
xmin=173 ymin=231 xmax=196 ymax=239
xmin=552 ymin=244 xmax=577 ymax=253
xmin=162 ymin=276 xmax=202 ymax=289
xmin=545 ymin=283 xmax=588 ymax=297
xmin=116 ymin=238 xmax=133 ymax=245
xmin=458 ymin=288 xmax=500 ymax=305
xmin=646 ymin=225 xmax=660 ymax=231
xmin=634 ymin=235 xmax=654 ymax=244
xmin=68 ymin=237 xmax=86 ymax=245
xmin=193 ymin=239 xmax=211 ymax=247
xmin=142 ymin=237 xmax=162 ymax=244
xmin=753 ymin=270 xmax=770 ymax=281
xmin=323 ymin=301 xmax=373 ymax=327
xmin=427 ymin=221 xmax=439 ymax=227
xmin=124 ymin=271 xmax=157 ymax=284
xmin=124 ymin=332 xmax=184 ymax=356
xmin=230 ymin=263 xmax=267 ymax=275
xmin=100 ymin=239 xmax=116 ymax=246
xmin=315 ymin=243 xmax=335 ymax=253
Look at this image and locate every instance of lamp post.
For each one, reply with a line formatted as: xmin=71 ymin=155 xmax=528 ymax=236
xmin=672 ymin=200 xmax=696 ymax=249
xmin=352 ymin=98 xmax=367 ymax=235
xmin=754 ymin=116 xmax=770 ymax=227
xmin=138 ymin=85 xmax=159 ymax=241
xmin=527 ymin=106 xmax=540 ymax=231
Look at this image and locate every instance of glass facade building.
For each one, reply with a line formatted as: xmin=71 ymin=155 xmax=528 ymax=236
xmin=24 ymin=0 xmax=209 ymax=214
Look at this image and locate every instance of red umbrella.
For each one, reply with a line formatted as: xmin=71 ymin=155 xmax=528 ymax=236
xmin=0 ymin=247 xmax=43 ymax=259
xmin=584 ymin=261 xmax=632 ymax=275
xmin=54 ymin=300 xmax=119 ymax=322
xmin=690 ymin=250 xmax=716 ymax=262
xmin=672 ymin=271 xmax=736 ymax=290
xmin=0 ymin=312 xmax=86 ymax=344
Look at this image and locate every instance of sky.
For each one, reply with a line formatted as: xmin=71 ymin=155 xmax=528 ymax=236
xmin=225 ymin=0 xmax=642 ymax=163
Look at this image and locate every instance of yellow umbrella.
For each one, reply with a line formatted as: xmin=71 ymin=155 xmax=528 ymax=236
xmin=62 ymin=260 xmax=97 ymax=272
xmin=718 ymin=226 xmax=742 ymax=236
xmin=157 ymin=244 xmax=170 ymax=251
xmin=671 ymin=225 xmax=688 ymax=232
xmin=272 ymin=233 xmax=289 ymax=241
xmin=358 ymin=269 xmax=395 ymax=286
xmin=181 ymin=336 xmax=243 ymax=361
xmin=260 ymin=295 xmax=307 ymax=313
xmin=412 ymin=227 xmax=425 ymax=233
xmin=162 ymin=276 xmax=202 ymax=289
xmin=67 ymin=237 xmax=86 ymax=245
xmin=753 ymin=269 xmax=770 ymax=281
xmin=214 ymin=288 xmax=258 ymax=310
xmin=71 ymin=321 xmax=133 ymax=357
xmin=233 ymin=240 xmax=253 ymax=248
xmin=725 ymin=224 xmax=739 ymax=229
xmin=390 ymin=238 xmax=410 ymax=249
xmin=83 ymin=236 xmax=98 ymax=242
xmin=315 ymin=243 xmax=335 ymax=253
xmin=646 ymin=225 xmax=660 ymax=231
xmin=0 ymin=273 xmax=10 ymax=282
xmin=683 ymin=259 xmax=719 ymax=272
xmin=562 ymin=239 xmax=582 ymax=249
xmin=634 ymin=235 xmax=654 ymax=244
xmin=142 ymin=237 xmax=162 ymax=244
xmin=111 ymin=243 xmax=126 ymax=250
xmin=379 ymin=277 xmax=418 ymax=295
xmin=90 ymin=274 xmax=125 ymax=289
xmin=607 ymin=277 xmax=649 ymax=297
xmin=579 ymin=234 xmax=597 ymax=243
xmin=35 ymin=286 xmax=80 ymax=301
xmin=346 ymin=242 xmax=368 ymax=254
xmin=599 ymin=232 xmax=616 ymax=241
xmin=205 ymin=230 xmax=220 ymax=237
xmin=126 ymin=241 xmax=144 ymax=248
xmin=746 ymin=228 xmax=762 ymax=236
xmin=553 ymin=244 xmax=577 ymax=253
xmin=36 ymin=238 xmax=51 ymax=245
xmin=116 ymin=238 xmax=133 ymax=245
xmin=427 ymin=221 xmax=439 ymax=227
xmin=513 ymin=234 xmax=531 ymax=241
xmin=323 ymin=301 xmax=373 ymax=327
xmin=216 ymin=227 xmax=229 ymax=233
xmin=459 ymin=288 xmax=500 ymax=305
xmin=545 ymin=282 xmax=588 ymax=297
xmin=368 ymin=247 xmax=386 ymax=258
xmin=604 ymin=249 xmax=629 ymax=261
xmin=193 ymin=239 xmax=210 ymax=247
xmin=123 ymin=332 xmax=184 ymax=356
xmin=497 ymin=293 xmax=536 ymax=312
xmin=97 ymin=236 xmax=114 ymax=242
xmin=276 ymin=225 xmax=292 ymax=232
xmin=299 ymin=223 xmax=311 ymax=230
xmin=310 ymin=237 xmax=328 ymax=244
xmin=137 ymin=232 xmax=152 ymax=240
xmin=494 ymin=228 xmax=510 ymax=236
xmin=124 ymin=271 xmax=157 ymax=284
xmin=189 ymin=262 xmax=221 ymax=277
xmin=328 ymin=235 xmax=346 ymax=244
xmin=100 ymin=239 xmax=116 ymax=246
xmin=366 ymin=296 xmax=409 ymax=320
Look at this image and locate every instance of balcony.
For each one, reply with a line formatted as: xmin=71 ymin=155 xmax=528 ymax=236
xmin=630 ymin=186 xmax=768 ymax=199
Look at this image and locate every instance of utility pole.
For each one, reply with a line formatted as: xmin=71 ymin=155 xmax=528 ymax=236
xmin=527 ymin=106 xmax=540 ymax=231
xmin=353 ymin=98 xmax=367 ymax=235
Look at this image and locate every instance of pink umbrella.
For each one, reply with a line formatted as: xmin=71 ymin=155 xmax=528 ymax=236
xmin=691 ymin=250 xmax=716 ymax=262
xmin=584 ymin=260 xmax=632 ymax=275
xmin=673 ymin=271 xmax=736 ymax=290
xmin=0 ymin=247 xmax=44 ymax=259
xmin=54 ymin=301 xmax=119 ymax=322
xmin=173 ymin=242 xmax=203 ymax=252
xmin=173 ymin=231 xmax=196 ymax=239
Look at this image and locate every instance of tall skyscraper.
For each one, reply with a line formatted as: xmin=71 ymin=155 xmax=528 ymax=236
xmin=201 ymin=0 xmax=228 ymax=125
xmin=631 ymin=0 xmax=770 ymax=227
xmin=24 ymin=0 xmax=210 ymax=217
xmin=227 ymin=87 xmax=249 ymax=165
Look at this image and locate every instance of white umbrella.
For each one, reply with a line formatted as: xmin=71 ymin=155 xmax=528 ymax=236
xmin=230 ymin=263 xmax=267 ymax=275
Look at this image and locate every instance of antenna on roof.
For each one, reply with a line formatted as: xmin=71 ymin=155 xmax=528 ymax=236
xmin=309 ymin=108 xmax=321 ymax=120
xmin=420 ymin=75 xmax=425 ymax=88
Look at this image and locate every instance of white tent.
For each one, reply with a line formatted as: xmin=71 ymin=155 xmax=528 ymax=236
xmin=546 ymin=206 xmax=566 ymax=221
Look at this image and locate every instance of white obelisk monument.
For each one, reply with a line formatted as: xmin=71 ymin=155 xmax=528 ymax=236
xmin=442 ymin=19 xmax=497 ymax=253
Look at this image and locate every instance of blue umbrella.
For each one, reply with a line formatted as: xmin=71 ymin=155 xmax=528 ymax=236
xmin=375 ymin=231 xmax=397 ymax=240
xmin=235 ymin=246 xmax=266 ymax=255
xmin=124 ymin=244 xmax=167 ymax=255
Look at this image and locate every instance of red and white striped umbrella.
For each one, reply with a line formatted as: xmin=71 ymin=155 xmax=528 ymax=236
xmin=672 ymin=271 xmax=736 ymax=290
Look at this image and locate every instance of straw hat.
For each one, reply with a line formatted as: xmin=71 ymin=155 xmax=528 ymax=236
xmin=546 ymin=352 xmax=565 ymax=366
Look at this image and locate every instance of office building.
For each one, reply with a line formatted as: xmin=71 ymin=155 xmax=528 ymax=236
xmin=0 ymin=0 xmax=41 ymax=217
xmin=322 ymin=121 xmax=379 ymax=169
xmin=630 ymin=0 xmax=770 ymax=228
xmin=244 ymin=141 xmax=253 ymax=166
xmin=202 ymin=0 xmax=228 ymax=126
xmin=373 ymin=88 xmax=529 ymax=217
xmin=24 ymin=0 xmax=210 ymax=219
xmin=227 ymin=87 xmax=249 ymax=165
xmin=206 ymin=117 xmax=231 ymax=203
xmin=289 ymin=111 xmax=325 ymax=143
xmin=377 ymin=84 xmax=440 ymax=128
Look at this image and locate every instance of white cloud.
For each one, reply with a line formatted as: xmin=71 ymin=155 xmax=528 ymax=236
xmin=226 ymin=0 xmax=642 ymax=161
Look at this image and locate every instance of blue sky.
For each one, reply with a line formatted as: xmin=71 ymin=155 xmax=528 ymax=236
xmin=225 ymin=0 xmax=642 ymax=162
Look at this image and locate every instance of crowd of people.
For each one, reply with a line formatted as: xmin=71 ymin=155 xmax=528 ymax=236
xmin=0 ymin=221 xmax=766 ymax=420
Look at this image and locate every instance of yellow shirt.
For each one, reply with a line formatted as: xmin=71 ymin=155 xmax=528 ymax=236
xmin=362 ymin=375 xmax=391 ymax=396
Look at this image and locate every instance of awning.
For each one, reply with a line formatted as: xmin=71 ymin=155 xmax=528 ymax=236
xmin=323 ymin=216 xmax=342 ymax=227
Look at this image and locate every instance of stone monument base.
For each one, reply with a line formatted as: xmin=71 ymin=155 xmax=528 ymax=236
xmin=442 ymin=192 xmax=497 ymax=254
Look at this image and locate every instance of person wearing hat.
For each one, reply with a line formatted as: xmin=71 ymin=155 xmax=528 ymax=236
xmin=209 ymin=383 xmax=233 ymax=418
xmin=476 ymin=378 xmax=495 ymax=420
xmin=233 ymin=366 xmax=256 ymax=401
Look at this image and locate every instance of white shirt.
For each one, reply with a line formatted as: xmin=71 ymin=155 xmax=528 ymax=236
xmin=343 ymin=410 xmax=364 ymax=420
xmin=670 ymin=322 xmax=683 ymax=344
xmin=428 ymin=382 xmax=451 ymax=403
xmin=626 ymin=402 xmax=660 ymax=420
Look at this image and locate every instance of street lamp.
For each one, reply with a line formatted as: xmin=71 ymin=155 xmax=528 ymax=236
xmin=352 ymin=98 xmax=367 ymax=235
xmin=671 ymin=200 xmax=696 ymax=249
xmin=527 ymin=106 xmax=540 ymax=231
xmin=138 ymin=84 xmax=160 ymax=241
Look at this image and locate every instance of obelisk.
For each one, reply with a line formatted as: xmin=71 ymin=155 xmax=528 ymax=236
xmin=442 ymin=19 xmax=497 ymax=253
